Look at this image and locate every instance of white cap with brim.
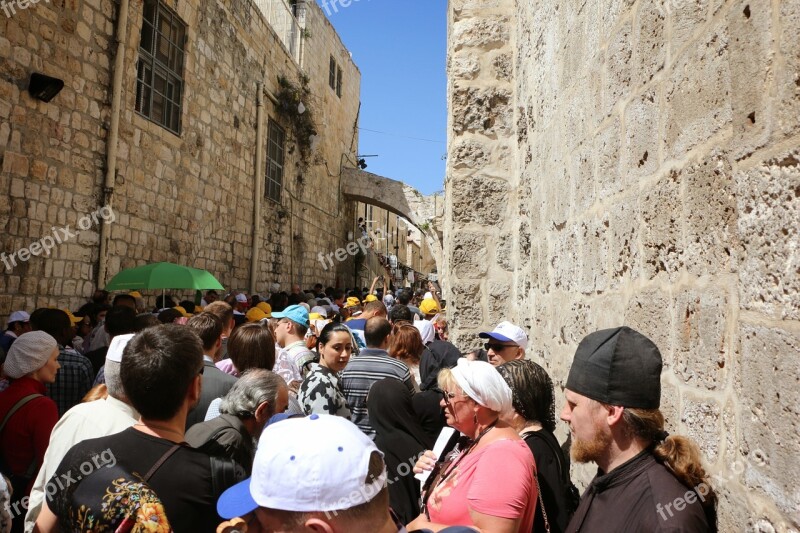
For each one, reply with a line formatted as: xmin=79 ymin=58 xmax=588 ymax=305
xmin=4 ymin=331 xmax=58 ymax=379
xmin=217 ymin=414 xmax=387 ymax=518
xmin=106 ymin=333 xmax=136 ymax=364
xmin=478 ymin=321 xmax=529 ymax=350
xmin=8 ymin=310 xmax=30 ymax=325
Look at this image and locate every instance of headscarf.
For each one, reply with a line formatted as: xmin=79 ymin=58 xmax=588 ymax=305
xmin=419 ymin=340 xmax=461 ymax=391
xmin=450 ymin=358 xmax=512 ymax=415
xmin=4 ymin=331 xmax=58 ymax=378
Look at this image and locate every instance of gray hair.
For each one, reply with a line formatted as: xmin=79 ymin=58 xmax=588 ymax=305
xmin=220 ymin=369 xmax=286 ymax=418
xmin=105 ymin=360 xmax=126 ymax=401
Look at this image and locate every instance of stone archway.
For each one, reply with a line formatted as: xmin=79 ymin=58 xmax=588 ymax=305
xmin=341 ymin=167 xmax=443 ymax=275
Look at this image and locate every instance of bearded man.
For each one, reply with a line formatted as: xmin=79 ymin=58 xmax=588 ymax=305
xmin=561 ymin=326 xmax=717 ymax=532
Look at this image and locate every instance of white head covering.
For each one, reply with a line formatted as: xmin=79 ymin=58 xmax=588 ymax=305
xmin=414 ymin=320 xmax=435 ymax=344
xmin=4 ymin=331 xmax=58 ymax=378
xmin=450 ymin=358 xmax=512 ymax=414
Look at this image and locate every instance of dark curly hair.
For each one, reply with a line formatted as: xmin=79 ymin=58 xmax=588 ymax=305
xmin=496 ymin=359 xmax=556 ymax=432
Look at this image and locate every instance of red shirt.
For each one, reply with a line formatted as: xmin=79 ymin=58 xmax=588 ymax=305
xmin=0 ymin=377 xmax=58 ymax=493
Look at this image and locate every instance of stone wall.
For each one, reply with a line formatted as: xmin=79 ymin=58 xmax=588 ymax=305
xmin=0 ymin=0 xmax=360 ymax=317
xmin=444 ymin=0 xmax=800 ymax=529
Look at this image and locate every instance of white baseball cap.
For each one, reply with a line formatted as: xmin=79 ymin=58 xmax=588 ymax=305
xmin=217 ymin=414 xmax=387 ymax=518
xmin=310 ymin=306 xmax=328 ymax=318
xmin=8 ymin=310 xmax=30 ymax=325
xmin=479 ymin=321 xmax=529 ymax=350
xmin=106 ymin=333 xmax=135 ymax=363
xmin=235 ymin=293 xmax=248 ymax=303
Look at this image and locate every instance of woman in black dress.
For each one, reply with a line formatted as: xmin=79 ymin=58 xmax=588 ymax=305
xmin=497 ymin=359 xmax=578 ymax=533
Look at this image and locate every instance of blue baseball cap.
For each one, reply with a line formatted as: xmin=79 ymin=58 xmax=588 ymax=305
xmin=271 ymin=304 xmax=309 ymax=328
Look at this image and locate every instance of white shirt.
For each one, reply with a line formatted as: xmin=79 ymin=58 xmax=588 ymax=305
xmin=24 ymin=396 xmax=138 ymax=531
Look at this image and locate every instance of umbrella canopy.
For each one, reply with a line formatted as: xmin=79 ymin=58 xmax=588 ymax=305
xmin=105 ymin=262 xmax=225 ymax=291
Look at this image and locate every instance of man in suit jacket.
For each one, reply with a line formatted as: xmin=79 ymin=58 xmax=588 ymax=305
xmin=185 ymin=313 xmax=237 ymax=428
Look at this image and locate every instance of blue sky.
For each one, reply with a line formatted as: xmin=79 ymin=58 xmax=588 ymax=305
xmin=318 ymin=0 xmax=447 ymax=196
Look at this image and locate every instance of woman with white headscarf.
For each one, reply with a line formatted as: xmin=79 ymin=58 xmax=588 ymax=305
xmin=409 ymin=359 xmax=538 ymax=533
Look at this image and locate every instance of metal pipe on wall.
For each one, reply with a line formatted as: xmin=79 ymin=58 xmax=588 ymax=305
xmin=97 ymin=0 xmax=130 ymax=288
xmin=250 ymin=81 xmax=266 ymax=294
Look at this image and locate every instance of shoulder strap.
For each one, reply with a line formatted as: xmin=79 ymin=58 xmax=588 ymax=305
xmin=0 ymin=394 xmax=43 ymax=434
xmin=144 ymin=444 xmax=183 ymax=482
xmin=522 ymin=430 xmax=567 ymax=484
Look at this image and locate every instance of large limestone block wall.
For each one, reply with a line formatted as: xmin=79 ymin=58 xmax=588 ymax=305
xmin=0 ymin=0 xmax=359 ymax=318
xmin=444 ymin=0 xmax=800 ymax=529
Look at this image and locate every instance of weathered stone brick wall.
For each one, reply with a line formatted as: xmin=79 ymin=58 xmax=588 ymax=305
xmin=445 ymin=0 xmax=799 ymax=529
xmin=0 ymin=0 xmax=360 ymax=317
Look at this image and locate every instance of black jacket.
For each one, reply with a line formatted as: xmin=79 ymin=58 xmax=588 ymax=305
xmin=185 ymin=413 xmax=254 ymax=474
xmin=567 ymin=449 xmax=713 ymax=532
xmin=185 ymin=360 xmax=238 ymax=429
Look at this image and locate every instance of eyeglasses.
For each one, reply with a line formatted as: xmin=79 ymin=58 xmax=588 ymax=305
xmin=484 ymin=343 xmax=516 ymax=352
xmin=435 ymin=388 xmax=464 ymax=408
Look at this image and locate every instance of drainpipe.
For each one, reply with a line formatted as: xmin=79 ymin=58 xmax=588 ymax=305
xmin=250 ymin=82 xmax=265 ymax=294
xmin=97 ymin=0 xmax=129 ymax=287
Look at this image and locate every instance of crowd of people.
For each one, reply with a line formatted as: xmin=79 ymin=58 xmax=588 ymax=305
xmin=0 ymin=277 xmax=719 ymax=532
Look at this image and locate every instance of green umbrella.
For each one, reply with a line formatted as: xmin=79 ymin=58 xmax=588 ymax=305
xmin=105 ymin=262 xmax=225 ymax=291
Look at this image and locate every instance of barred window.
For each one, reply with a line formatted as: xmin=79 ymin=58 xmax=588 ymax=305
xmin=266 ymin=119 xmax=285 ymax=203
xmin=135 ymin=0 xmax=186 ymax=134
xmin=329 ymin=56 xmax=336 ymax=91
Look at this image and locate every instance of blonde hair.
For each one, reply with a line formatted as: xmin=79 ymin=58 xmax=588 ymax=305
xmin=437 ymin=367 xmax=460 ymax=394
xmin=623 ymin=408 xmax=717 ymax=509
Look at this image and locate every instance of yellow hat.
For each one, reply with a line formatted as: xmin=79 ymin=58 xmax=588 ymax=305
xmin=129 ymin=291 xmax=143 ymax=299
xmin=419 ymin=298 xmax=440 ymax=316
xmin=246 ymin=308 xmax=268 ymax=322
xmin=364 ymin=294 xmax=378 ymax=303
xmin=62 ymin=308 xmax=82 ymax=325
xmin=173 ymin=306 xmax=189 ymax=318
xmin=309 ymin=312 xmax=323 ymax=321
xmin=195 ymin=306 xmax=204 ymax=313
xmin=344 ymin=297 xmax=361 ymax=309
xmin=256 ymin=302 xmax=272 ymax=316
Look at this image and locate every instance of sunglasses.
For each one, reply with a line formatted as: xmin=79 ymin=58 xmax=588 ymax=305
xmin=484 ymin=342 xmax=516 ymax=352
xmin=434 ymin=388 xmax=463 ymax=407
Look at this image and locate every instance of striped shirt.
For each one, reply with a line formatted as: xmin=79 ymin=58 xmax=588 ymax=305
xmin=340 ymin=348 xmax=415 ymax=439
xmin=45 ymin=346 xmax=93 ymax=418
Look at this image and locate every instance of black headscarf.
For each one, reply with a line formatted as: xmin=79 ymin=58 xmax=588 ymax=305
xmin=368 ymin=378 xmax=434 ymax=523
xmin=419 ymin=340 xmax=462 ymax=391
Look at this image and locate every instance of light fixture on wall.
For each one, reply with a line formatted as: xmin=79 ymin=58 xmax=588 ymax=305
xmin=347 ymin=231 xmax=354 ymax=240
xmin=356 ymin=154 xmax=378 ymax=170
xmin=28 ymin=73 xmax=64 ymax=102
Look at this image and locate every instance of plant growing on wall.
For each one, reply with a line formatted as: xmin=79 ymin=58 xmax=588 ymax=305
xmin=276 ymin=74 xmax=316 ymax=162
